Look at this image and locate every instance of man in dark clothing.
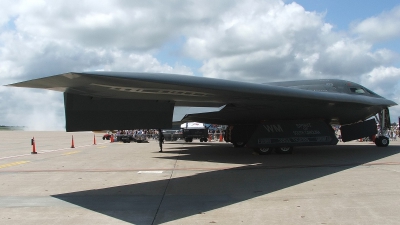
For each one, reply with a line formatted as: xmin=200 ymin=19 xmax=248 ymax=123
xmin=158 ymin=129 xmax=164 ymax=152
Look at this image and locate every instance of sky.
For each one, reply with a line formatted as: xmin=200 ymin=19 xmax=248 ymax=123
xmin=0 ymin=0 xmax=399 ymax=130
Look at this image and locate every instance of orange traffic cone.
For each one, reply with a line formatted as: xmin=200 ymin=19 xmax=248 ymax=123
xmin=110 ymin=135 xmax=114 ymax=143
xmin=71 ymin=135 xmax=75 ymax=148
xmin=31 ymin=137 xmax=37 ymax=154
xmin=219 ymin=133 xmax=223 ymax=142
xmin=93 ymin=134 xmax=97 ymax=145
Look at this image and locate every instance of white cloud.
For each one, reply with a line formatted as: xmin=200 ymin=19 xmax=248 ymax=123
xmin=360 ymin=66 xmax=400 ymax=101
xmin=360 ymin=66 xmax=400 ymax=123
xmin=8 ymin=0 xmax=233 ymax=51
xmin=98 ymin=51 xmax=193 ymax=74
xmin=183 ymin=1 xmax=398 ymax=84
xmin=351 ymin=6 xmax=400 ymax=43
xmin=313 ymin=39 xmax=397 ymax=78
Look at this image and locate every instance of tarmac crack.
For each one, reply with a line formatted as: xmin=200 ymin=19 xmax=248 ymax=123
xmin=151 ymin=144 xmax=180 ymax=225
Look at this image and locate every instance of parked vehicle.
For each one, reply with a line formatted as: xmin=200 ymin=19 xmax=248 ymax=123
xmin=181 ymin=122 xmax=208 ymax=142
xmin=102 ymin=133 xmax=112 ymax=140
xmin=162 ymin=130 xmax=183 ymax=141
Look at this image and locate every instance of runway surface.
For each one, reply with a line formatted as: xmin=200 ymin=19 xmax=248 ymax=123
xmin=0 ymin=131 xmax=399 ymax=224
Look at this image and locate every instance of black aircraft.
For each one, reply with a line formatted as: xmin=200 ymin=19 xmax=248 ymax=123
xmin=8 ymin=72 xmax=397 ymax=154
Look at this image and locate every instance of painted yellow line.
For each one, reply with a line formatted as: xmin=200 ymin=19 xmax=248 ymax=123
xmin=62 ymin=151 xmax=81 ymax=156
xmin=97 ymin=146 xmax=107 ymax=149
xmin=0 ymin=161 xmax=30 ymax=169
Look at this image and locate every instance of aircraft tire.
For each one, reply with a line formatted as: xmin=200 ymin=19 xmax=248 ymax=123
xmin=275 ymin=146 xmax=293 ymax=154
xmin=255 ymin=147 xmax=273 ymax=155
xmin=233 ymin=142 xmax=246 ymax=147
xmin=374 ymin=137 xmax=382 ymax=147
xmin=375 ymin=136 xmax=389 ymax=147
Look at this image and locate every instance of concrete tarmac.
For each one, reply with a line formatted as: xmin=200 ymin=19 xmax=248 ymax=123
xmin=0 ymin=131 xmax=399 ymax=224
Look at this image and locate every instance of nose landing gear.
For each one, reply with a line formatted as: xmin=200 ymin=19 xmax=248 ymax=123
xmin=375 ymin=136 xmax=389 ymax=147
xmin=374 ymin=108 xmax=391 ymax=147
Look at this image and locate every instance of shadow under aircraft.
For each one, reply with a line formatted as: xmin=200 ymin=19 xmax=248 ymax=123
xmin=53 ymin=144 xmax=400 ymax=224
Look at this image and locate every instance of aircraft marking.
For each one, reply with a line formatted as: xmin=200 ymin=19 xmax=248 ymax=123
xmin=0 ymin=161 xmax=30 ymax=169
xmin=91 ymin=83 xmax=213 ymax=97
xmin=263 ymin=124 xmax=284 ymax=132
xmin=258 ymin=136 xmax=332 ymax=144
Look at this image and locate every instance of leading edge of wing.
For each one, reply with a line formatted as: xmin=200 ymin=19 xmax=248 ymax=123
xmin=7 ymin=71 xmax=397 ymax=107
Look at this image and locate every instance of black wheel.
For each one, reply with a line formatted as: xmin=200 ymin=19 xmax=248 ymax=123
xmin=200 ymin=139 xmax=204 ymax=142
xmin=375 ymin=137 xmax=382 ymax=147
xmin=233 ymin=141 xmax=246 ymax=147
xmin=204 ymin=138 xmax=208 ymax=142
xmin=375 ymin=136 xmax=389 ymax=147
xmin=255 ymin=147 xmax=273 ymax=155
xmin=275 ymin=146 xmax=293 ymax=154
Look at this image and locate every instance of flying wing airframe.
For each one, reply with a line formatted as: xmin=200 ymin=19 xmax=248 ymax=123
xmin=8 ymin=72 xmax=397 ymax=154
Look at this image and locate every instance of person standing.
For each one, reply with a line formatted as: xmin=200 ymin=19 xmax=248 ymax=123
xmin=158 ymin=129 xmax=164 ymax=152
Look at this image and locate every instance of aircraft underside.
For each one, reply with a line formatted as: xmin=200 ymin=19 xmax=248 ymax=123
xmin=222 ymin=108 xmax=391 ymax=154
xmin=62 ymin=92 xmax=392 ymax=153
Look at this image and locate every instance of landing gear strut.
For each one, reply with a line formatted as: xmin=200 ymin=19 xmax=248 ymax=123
xmin=374 ymin=108 xmax=390 ymax=147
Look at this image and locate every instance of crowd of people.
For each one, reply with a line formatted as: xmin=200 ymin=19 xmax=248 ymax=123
xmin=107 ymin=128 xmax=226 ymax=142
xmin=111 ymin=129 xmax=161 ymax=141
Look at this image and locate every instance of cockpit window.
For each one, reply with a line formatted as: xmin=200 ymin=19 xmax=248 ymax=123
xmin=350 ymin=87 xmax=366 ymax=94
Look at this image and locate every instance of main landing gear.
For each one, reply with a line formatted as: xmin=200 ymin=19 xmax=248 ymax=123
xmin=374 ymin=108 xmax=391 ymax=147
xmin=253 ymin=146 xmax=294 ymax=155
